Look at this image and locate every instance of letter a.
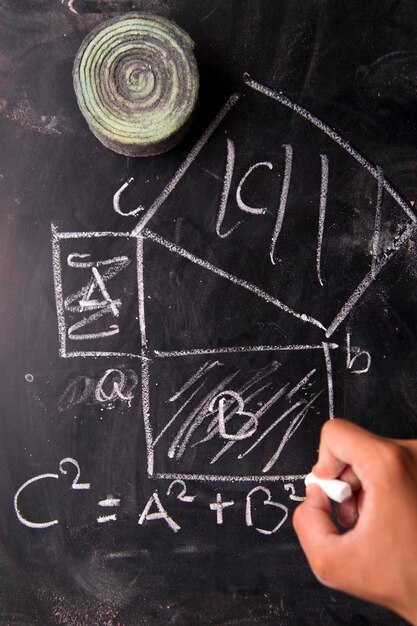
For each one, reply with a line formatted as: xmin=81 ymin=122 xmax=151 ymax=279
xmin=138 ymin=491 xmax=180 ymax=533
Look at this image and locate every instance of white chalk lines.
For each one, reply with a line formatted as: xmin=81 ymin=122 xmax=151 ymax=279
xmin=151 ymin=357 xmax=326 ymax=476
xmin=316 ymin=154 xmax=329 ymax=286
xmin=50 ymin=81 xmax=416 ymax=491
xmin=131 ymin=93 xmax=241 ymax=237
xmin=270 ymin=144 xmax=292 ymax=265
xmin=325 ymin=221 xmax=417 ymax=338
xmin=130 ymin=80 xmax=414 ymax=338
xmin=244 ymin=75 xmax=416 ymax=335
xmin=61 ymin=0 xmax=77 ymax=14
xmin=154 ymin=344 xmax=337 ymax=358
xmin=52 ymin=227 xmax=141 ymax=359
xmin=244 ymin=75 xmax=416 ymax=223
xmin=143 ymin=228 xmax=326 ymax=331
xmin=216 ymin=138 xmax=243 ymax=238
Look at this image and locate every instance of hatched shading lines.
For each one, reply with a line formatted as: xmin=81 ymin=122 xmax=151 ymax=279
xmin=211 ymin=370 xmax=320 ymax=466
xmin=168 ymin=371 xmax=239 ymax=460
xmin=158 ymin=360 xmax=320 ymax=471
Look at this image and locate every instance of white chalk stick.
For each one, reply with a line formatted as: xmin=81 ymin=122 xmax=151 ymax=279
xmin=304 ymin=472 xmax=352 ymax=503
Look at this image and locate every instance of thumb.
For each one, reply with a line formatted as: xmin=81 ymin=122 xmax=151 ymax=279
xmin=293 ymin=484 xmax=342 ymax=586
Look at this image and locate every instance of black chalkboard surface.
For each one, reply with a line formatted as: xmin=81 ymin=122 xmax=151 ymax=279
xmin=1 ymin=1 xmax=416 ymax=624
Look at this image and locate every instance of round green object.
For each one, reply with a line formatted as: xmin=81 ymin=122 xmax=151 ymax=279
xmin=73 ymin=13 xmax=199 ymax=157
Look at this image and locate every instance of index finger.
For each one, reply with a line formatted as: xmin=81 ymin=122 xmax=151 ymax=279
xmin=312 ymin=419 xmax=383 ymax=485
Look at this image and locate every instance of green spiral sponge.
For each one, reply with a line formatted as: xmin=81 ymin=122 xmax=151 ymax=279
xmin=73 ymin=13 xmax=199 ymax=157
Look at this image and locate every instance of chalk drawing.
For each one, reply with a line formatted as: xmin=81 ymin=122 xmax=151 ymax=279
xmin=346 ymin=331 xmax=371 ymax=374
xmin=14 ymin=457 xmax=91 ymax=529
xmin=371 ymin=166 xmax=384 ymax=279
xmin=61 ymin=0 xmax=77 ymax=14
xmin=270 ymin=144 xmax=293 ymax=264
xmin=209 ymin=493 xmax=234 ymax=524
xmin=138 ymin=491 xmax=180 ymax=532
xmin=113 ymin=178 xmax=145 ymax=217
xmin=244 ymin=75 xmax=416 ymax=222
xmin=245 ymin=486 xmax=288 ymax=535
xmin=316 ymin=154 xmax=329 ymax=286
xmin=49 ymin=72 xmax=417 ymax=495
xmin=131 ymin=94 xmax=241 ymax=237
xmin=143 ymin=229 xmax=326 ymax=331
xmin=14 ymin=473 xmax=59 ymax=529
xmin=208 ymin=391 xmax=259 ymax=440
xmin=59 ymin=457 xmax=91 ymax=490
xmin=236 ymin=161 xmax=273 ymax=215
xmin=216 ymin=138 xmax=242 ymax=237
xmin=97 ymin=496 xmax=121 ymax=523
xmin=166 ymin=479 xmax=196 ymax=503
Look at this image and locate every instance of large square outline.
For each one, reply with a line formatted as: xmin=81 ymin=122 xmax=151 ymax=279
xmin=144 ymin=345 xmax=335 ymax=483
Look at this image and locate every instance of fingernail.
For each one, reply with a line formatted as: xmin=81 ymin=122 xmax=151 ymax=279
xmin=305 ymin=483 xmax=318 ymax=498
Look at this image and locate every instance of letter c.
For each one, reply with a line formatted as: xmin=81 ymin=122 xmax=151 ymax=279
xmin=14 ymin=473 xmax=59 ymax=529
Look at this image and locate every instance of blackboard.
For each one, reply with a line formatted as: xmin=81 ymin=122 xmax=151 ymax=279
xmin=1 ymin=1 xmax=416 ymax=624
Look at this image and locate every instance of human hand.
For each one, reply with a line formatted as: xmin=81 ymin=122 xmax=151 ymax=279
xmin=293 ymin=418 xmax=417 ymax=624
